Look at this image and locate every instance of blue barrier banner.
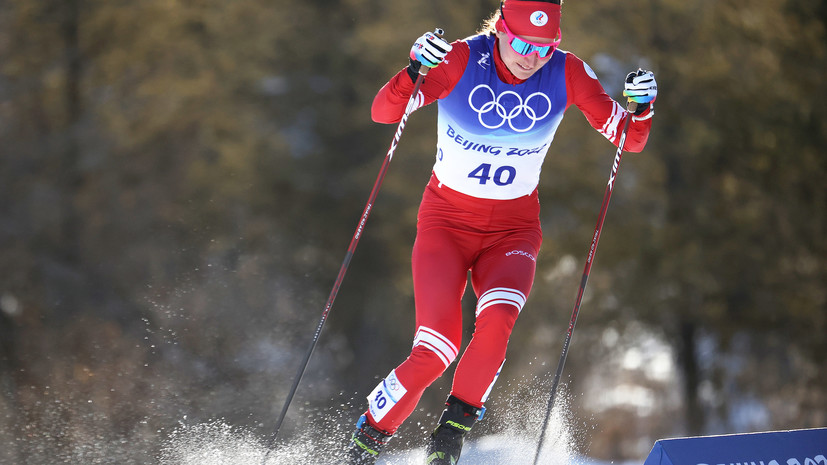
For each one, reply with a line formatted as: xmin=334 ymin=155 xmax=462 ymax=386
xmin=644 ymin=428 xmax=827 ymax=465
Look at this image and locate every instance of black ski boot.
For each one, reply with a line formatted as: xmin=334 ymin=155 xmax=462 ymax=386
xmin=345 ymin=414 xmax=393 ymax=465
xmin=425 ymin=395 xmax=484 ymax=465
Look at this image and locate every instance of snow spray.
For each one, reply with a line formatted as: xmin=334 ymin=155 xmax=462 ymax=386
xmin=158 ymin=374 xmax=586 ymax=465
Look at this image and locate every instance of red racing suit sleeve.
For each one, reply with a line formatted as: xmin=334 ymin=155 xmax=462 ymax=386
xmin=371 ymin=40 xmax=470 ymax=124
xmin=564 ymin=53 xmax=652 ymax=153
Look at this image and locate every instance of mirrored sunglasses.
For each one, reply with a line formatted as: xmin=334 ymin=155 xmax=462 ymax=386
xmin=499 ymin=8 xmax=561 ymax=58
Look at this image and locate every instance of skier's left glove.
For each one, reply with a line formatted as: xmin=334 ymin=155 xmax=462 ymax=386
xmin=623 ymin=69 xmax=657 ymax=116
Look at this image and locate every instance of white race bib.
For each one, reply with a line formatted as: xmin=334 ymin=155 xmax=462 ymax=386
xmin=367 ymin=369 xmax=408 ymax=423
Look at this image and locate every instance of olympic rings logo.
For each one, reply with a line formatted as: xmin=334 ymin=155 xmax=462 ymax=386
xmin=468 ymin=84 xmax=552 ymax=133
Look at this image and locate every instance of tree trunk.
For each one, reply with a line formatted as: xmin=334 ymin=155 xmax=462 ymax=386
xmin=677 ymin=318 xmax=703 ymax=435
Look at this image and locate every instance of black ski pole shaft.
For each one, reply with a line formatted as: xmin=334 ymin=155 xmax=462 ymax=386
xmin=532 ymin=100 xmax=638 ymax=465
xmin=261 ymin=29 xmax=444 ymax=463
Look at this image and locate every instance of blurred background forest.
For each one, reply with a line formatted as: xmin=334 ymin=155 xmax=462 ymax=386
xmin=0 ymin=0 xmax=825 ymax=463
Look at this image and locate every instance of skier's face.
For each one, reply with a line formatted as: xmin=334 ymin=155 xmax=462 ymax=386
xmin=496 ymin=31 xmax=554 ymax=80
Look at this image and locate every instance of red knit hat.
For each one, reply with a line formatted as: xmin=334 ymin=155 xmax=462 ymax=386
xmin=498 ymin=0 xmax=561 ymax=41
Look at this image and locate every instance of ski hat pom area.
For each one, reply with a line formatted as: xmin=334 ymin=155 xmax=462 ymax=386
xmin=499 ymin=0 xmax=562 ymax=41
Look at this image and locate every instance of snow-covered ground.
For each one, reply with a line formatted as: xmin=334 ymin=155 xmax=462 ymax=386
xmin=157 ymin=374 xmax=647 ymax=464
xmin=378 ymin=433 xmax=590 ymax=465
xmin=157 ymin=417 xmax=625 ymax=465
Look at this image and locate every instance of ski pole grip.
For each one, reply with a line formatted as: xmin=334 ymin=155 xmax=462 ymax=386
xmin=626 ymin=99 xmax=639 ymax=114
xmin=419 ymin=28 xmax=446 ymax=76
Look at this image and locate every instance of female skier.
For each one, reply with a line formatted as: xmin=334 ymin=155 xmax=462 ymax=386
xmin=346 ymin=0 xmax=657 ymax=463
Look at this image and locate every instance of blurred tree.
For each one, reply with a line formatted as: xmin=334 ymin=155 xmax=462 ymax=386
xmin=561 ymin=0 xmax=827 ymax=444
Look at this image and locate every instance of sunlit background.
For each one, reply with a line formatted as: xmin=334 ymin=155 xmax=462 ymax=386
xmin=0 ymin=0 xmax=824 ymax=463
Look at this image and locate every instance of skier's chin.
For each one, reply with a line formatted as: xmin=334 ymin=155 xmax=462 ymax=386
xmin=509 ymin=62 xmax=539 ymax=79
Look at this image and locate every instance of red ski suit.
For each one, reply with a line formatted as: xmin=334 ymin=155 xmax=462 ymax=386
xmin=364 ymin=35 xmax=652 ymax=434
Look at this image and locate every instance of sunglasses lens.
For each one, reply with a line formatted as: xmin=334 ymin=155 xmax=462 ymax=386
xmin=511 ymin=38 xmax=530 ymax=55
xmin=510 ymin=37 xmax=551 ymax=58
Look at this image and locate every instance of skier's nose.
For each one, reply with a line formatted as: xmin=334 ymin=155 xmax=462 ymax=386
xmin=524 ymin=53 xmax=539 ymax=68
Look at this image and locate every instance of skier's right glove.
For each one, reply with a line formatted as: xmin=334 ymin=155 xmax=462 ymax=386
xmin=406 ymin=30 xmax=452 ymax=82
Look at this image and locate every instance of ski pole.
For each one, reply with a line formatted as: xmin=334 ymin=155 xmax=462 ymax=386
xmin=261 ymin=29 xmax=445 ymax=462
xmin=532 ymin=100 xmax=638 ymax=465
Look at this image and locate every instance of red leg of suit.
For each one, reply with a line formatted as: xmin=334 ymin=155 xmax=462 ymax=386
xmin=451 ymin=233 xmax=539 ymax=406
xmin=367 ymin=224 xmax=469 ymax=433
